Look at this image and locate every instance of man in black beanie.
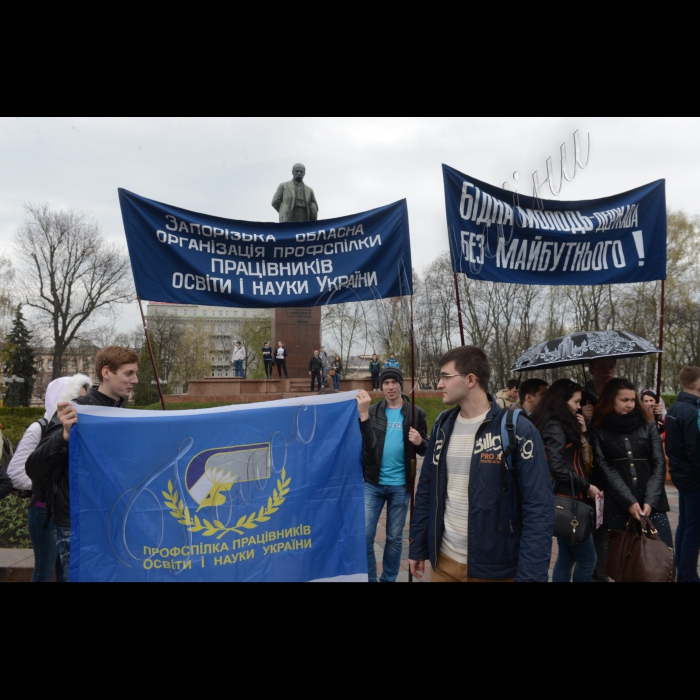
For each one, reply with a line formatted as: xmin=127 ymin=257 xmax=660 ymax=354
xmin=356 ymin=369 xmax=428 ymax=583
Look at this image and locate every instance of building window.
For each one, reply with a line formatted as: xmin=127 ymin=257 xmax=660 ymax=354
xmin=193 ymin=310 xmax=198 ymax=317
xmin=243 ymin=311 xmax=248 ymax=318
xmin=184 ymin=310 xmax=188 ymax=316
xmin=203 ymin=310 xmax=208 ymax=317
xmin=211 ymin=371 xmax=215 ymax=378
xmin=225 ymin=311 xmax=229 ymax=317
xmin=212 ymin=356 xmax=215 ymax=362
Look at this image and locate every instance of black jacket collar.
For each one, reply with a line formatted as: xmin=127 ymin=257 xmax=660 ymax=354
xmin=677 ymin=392 xmax=700 ymax=408
xmin=77 ymin=386 xmax=127 ymax=409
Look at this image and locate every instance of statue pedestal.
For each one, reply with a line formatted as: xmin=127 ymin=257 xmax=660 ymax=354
xmin=271 ymin=308 xmax=321 ymax=379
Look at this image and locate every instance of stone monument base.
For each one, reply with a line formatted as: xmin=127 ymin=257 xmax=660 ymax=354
xmin=270 ymin=307 xmax=322 ymax=378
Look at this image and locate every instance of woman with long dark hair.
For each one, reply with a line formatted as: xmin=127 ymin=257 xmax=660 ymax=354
xmin=590 ymin=378 xmax=673 ymax=575
xmin=533 ymin=379 xmax=600 ymax=583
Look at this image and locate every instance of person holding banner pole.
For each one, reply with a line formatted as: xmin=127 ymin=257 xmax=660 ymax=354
xmin=357 ymin=370 xmax=427 ymax=583
xmin=26 ymin=347 xmax=140 ymax=582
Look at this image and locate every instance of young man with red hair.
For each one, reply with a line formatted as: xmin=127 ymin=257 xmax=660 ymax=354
xmin=27 ymin=346 xmax=139 ymax=581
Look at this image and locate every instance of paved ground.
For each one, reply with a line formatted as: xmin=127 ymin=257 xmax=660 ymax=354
xmin=372 ymin=460 xmax=694 ymax=583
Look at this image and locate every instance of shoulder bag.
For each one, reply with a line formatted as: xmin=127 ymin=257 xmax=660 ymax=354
xmin=553 ymin=473 xmax=595 ymax=545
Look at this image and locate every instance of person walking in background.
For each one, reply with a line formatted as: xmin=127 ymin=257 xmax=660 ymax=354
xmin=309 ymin=351 xmax=323 ymax=393
xmin=409 ymin=346 xmax=554 ymax=583
xmin=385 ymin=354 xmax=401 ymax=370
xmin=318 ymin=347 xmax=329 ymax=389
xmin=26 ymin=347 xmax=140 ymax=582
xmin=356 ymin=369 xmax=428 ymax=583
xmin=518 ymin=379 xmax=549 ymax=417
xmin=495 ymin=380 xmax=520 ymax=410
xmin=589 ymin=378 xmax=673 ymax=580
xmin=262 ymin=342 xmax=274 ymax=379
xmin=275 ymin=342 xmax=289 ymax=380
xmin=369 ymin=355 xmax=381 ymax=392
xmin=331 ymin=355 xmax=342 ymax=392
xmin=666 ymin=367 xmax=700 ymax=583
xmin=533 ymin=380 xmax=600 ymax=583
xmin=7 ymin=374 xmax=91 ymax=583
xmin=232 ymin=342 xmax=246 ymax=379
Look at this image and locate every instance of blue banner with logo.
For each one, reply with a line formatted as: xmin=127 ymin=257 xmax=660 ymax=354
xmin=69 ymin=394 xmax=367 ymax=583
xmin=119 ymin=189 xmax=413 ymax=308
xmin=443 ymin=165 xmax=667 ymax=286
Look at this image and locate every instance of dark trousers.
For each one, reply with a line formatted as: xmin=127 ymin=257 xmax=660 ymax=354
xmin=276 ymin=360 xmax=289 ymax=379
xmin=372 ymin=374 xmax=380 ymax=391
xmin=310 ymin=371 xmax=321 ymax=392
xmin=264 ymin=362 xmax=274 ymax=379
xmin=677 ymin=490 xmax=700 ymax=583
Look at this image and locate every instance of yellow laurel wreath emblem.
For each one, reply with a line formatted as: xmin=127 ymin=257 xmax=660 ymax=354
xmin=162 ymin=469 xmax=291 ymax=540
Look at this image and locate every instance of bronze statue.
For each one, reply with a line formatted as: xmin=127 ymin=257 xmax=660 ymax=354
xmin=272 ymin=164 xmax=319 ymax=223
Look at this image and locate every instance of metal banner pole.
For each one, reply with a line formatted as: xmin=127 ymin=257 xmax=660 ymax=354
xmin=453 ymin=274 xmax=466 ymax=347
xmin=408 ymin=294 xmax=418 ymax=584
xmin=656 ymin=280 xmax=666 ymax=402
xmin=138 ymin=296 xmax=167 ymax=411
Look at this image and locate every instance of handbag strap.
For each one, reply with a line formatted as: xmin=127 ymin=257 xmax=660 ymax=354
xmin=552 ymin=472 xmax=580 ymax=514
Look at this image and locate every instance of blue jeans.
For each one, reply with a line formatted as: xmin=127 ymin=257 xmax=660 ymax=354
xmin=234 ymin=360 xmax=244 ymax=378
xmin=56 ymin=527 xmax=71 ymax=583
xmin=27 ymin=506 xmax=61 ymax=583
xmin=553 ymin=535 xmax=597 ymax=583
xmin=321 ymin=368 xmax=327 ymax=387
xmin=364 ymin=483 xmax=410 ymax=583
xmin=333 ymin=374 xmax=341 ymax=391
xmin=677 ymin=490 xmax=700 ymax=583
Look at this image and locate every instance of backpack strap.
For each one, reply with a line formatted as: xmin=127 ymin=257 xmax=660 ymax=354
xmin=498 ymin=405 xmax=523 ymax=533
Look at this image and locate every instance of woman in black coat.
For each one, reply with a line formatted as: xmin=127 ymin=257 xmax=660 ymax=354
xmin=589 ymin=378 xmax=673 ymax=572
xmin=533 ymin=380 xmax=601 ymax=583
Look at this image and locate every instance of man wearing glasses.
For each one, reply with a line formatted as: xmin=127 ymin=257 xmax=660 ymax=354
xmin=409 ymin=346 xmax=553 ymax=583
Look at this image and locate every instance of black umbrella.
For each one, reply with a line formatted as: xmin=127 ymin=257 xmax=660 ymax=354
xmin=512 ymin=331 xmax=662 ymax=373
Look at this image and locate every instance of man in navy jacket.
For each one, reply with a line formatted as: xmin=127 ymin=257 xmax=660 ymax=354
xmin=409 ymin=346 xmax=553 ymax=583
xmin=666 ymin=366 xmax=700 ymax=583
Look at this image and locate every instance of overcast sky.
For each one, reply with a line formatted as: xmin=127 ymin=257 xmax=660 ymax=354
xmin=1 ymin=117 xmax=698 ymax=332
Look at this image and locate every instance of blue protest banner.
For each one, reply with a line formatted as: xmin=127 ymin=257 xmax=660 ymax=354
xmin=119 ymin=189 xmax=413 ymax=308
xmin=69 ymin=394 xmax=367 ymax=582
xmin=443 ymin=165 xmax=667 ymax=286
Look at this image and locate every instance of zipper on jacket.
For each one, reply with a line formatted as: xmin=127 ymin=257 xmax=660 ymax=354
xmin=509 ymin=520 xmax=514 ymax=534
xmin=467 ymin=416 xmax=492 ymax=580
xmin=434 ymin=425 xmax=446 ymax=563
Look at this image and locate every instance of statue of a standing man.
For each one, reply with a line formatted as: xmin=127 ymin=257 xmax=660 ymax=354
xmin=272 ymin=164 xmax=319 ymax=223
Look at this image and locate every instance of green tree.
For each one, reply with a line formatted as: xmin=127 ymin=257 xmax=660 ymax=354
xmin=132 ymin=341 xmax=173 ymax=406
xmin=2 ymin=307 xmax=37 ymax=406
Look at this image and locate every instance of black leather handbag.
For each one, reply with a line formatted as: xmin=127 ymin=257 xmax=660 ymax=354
xmin=553 ymin=473 xmax=595 ymax=545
